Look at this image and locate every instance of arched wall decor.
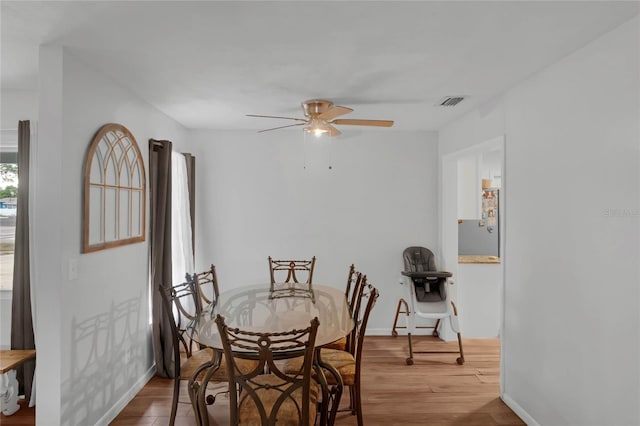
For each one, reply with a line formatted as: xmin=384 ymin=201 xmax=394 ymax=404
xmin=83 ymin=123 xmax=146 ymax=253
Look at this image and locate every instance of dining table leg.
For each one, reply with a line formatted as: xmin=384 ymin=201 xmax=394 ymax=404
xmin=315 ymin=348 xmax=343 ymax=426
xmin=189 ymin=350 xmax=223 ymax=426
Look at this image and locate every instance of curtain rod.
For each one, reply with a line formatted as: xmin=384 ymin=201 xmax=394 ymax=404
xmin=149 ymin=139 xmax=172 ymax=149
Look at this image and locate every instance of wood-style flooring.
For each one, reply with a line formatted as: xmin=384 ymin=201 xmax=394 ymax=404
xmin=1 ymin=336 xmax=524 ymax=426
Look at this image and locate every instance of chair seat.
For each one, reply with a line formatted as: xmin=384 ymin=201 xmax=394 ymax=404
xmin=322 ymin=336 xmax=347 ymax=351
xmin=181 ymin=348 xmax=259 ymax=382
xmin=238 ymin=373 xmax=319 ymax=426
xmin=283 ymin=348 xmax=355 ymax=386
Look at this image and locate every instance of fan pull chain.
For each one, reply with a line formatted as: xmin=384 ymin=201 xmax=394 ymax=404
xmin=303 ymin=130 xmax=307 ymax=170
xmin=302 ymin=130 xmax=334 ymax=171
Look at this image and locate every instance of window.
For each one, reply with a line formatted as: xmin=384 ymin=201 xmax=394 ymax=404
xmin=0 ymin=131 xmax=18 ymax=291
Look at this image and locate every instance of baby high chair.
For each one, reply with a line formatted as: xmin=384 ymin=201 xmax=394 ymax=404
xmin=392 ymin=246 xmax=464 ymax=365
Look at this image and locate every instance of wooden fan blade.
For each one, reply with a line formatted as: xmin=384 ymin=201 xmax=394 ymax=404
xmin=247 ymin=114 xmax=308 ymax=122
xmin=331 ymin=119 xmax=394 ymax=127
xmin=258 ymin=123 xmax=306 ymax=133
xmin=326 ymin=124 xmax=342 ymax=137
xmin=317 ymin=106 xmax=353 ymax=121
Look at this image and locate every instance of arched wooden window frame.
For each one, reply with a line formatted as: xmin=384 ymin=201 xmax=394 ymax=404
xmin=83 ymin=123 xmax=146 ymax=253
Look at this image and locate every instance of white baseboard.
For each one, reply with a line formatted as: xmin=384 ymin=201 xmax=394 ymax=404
xmin=366 ymin=328 xmax=394 ymax=336
xmin=501 ymin=392 xmax=539 ymax=426
xmin=366 ymin=328 xmax=439 ymax=336
xmin=95 ymin=365 xmax=156 ymax=426
xmin=366 ymin=328 xmax=461 ymax=343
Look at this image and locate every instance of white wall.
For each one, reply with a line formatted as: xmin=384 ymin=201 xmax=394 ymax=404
xmin=35 ymin=46 xmax=188 ymax=425
xmin=1 ymin=89 xmax=37 ymax=129
xmin=481 ymin=149 xmax=502 ymax=188
xmin=440 ymin=16 xmax=639 ymax=426
xmin=189 ymin=129 xmax=439 ymax=334
xmin=456 ymin=263 xmax=501 ymax=337
xmin=457 ymin=154 xmax=479 ymax=219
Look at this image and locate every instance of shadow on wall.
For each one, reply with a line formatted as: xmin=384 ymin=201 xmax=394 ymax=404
xmin=60 ymin=297 xmax=144 ymax=425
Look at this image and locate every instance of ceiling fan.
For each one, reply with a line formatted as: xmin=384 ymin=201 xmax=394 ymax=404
xmin=247 ymin=99 xmax=394 ymax=137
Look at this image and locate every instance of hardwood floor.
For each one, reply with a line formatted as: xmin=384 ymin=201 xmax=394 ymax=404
xmin=1 ymin=336 xmax=524 ymax=426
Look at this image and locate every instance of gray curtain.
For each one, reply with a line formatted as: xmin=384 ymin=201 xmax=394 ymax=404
xmin=183 ymin=153 xmax=196 ymax=255
xmin=11 ymin=120 xmax=35 ymax=400
xmin=149 ymin=139 xmax=173 ymax=378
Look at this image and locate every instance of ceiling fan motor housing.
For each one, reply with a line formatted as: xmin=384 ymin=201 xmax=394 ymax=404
xmin=302 ymin=99 xmax=333 ymax=117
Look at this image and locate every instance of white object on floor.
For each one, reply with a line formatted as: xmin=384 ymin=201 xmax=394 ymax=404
xmin=1 ymin=368 xmax=20 ymax=416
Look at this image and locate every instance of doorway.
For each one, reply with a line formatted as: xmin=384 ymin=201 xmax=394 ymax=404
xmin=440 ymin=136 xmax=505 ymax=387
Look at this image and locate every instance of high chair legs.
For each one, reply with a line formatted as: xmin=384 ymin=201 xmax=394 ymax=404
xmin=391 ymin=298 xmax=410 ymax=337
xmin=392 ymin=299 xmax=465 ymax=365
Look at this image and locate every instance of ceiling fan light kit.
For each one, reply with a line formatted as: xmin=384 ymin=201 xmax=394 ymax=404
xmin=304 ymin=117 xmax=330 ymax=136
xmin=247 ymin=99 xmax=394 ymax=137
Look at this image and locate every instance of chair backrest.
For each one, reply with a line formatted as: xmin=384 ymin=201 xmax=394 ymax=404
xmin=215 ymin=314 xmax=319 ymax=425
xmin=352 ymin=283 xmax=379 ymax=376
xmin=268 ymin=256 xmax=317 ymax=300
xmin=403 ymin=246 xmax=436 ymax=273
xmin=345 ymin=264 xmax=364 ymax=311
xmin=268 ymin=256 xmax=316 ymax=285
xmin=403 ymin=246 xmax=447 ymax=302
xmin=345 ymin=272 xmax=366 ymax=353
xmin=192 ymin=264 xmax=220 ymax=308
xmin=159 ymin=275 xmax=200 ymax=376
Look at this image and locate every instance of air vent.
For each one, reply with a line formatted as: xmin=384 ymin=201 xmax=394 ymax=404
xmin=438 ymin=96 xmax=465 ymax=107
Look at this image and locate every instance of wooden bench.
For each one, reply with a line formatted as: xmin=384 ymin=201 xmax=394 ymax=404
xmin=0 ymin=350 xmax=36 ymax=416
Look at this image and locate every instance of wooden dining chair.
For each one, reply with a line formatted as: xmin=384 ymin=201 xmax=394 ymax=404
xmin=215 ymin=314 xmax=320 ymax=426
xmin=160 ymin=276 xmax=257 ymax=425
xmin=268 ymin=256 xmax=316 ymax=299
xmin=284 ymin=281 xmax=379 ymax=426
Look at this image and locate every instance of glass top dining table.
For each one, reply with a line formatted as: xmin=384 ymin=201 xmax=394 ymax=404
xmin=187 ymin=284 xmax=354 ymax=426
xmin=190 ymin=284 xmax=354 ymax=351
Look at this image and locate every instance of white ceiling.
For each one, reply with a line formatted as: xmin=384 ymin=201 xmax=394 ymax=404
xmin=2 ymin=1 xmax=638 ymax=132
